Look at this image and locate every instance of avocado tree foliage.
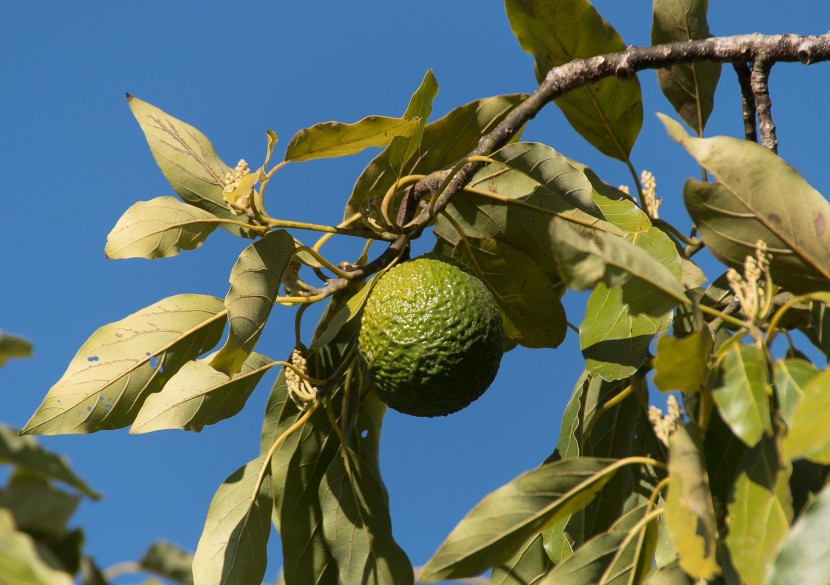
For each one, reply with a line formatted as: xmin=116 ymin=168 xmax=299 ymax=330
xmin=20 ymin=0 xmax=830 ymax=583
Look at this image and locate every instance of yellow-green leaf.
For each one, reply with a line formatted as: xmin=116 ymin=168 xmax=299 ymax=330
xmin=105 ymin=196 xmax=220 ymax=259
xmin=284 ymin=115 xmax=421 ymax=162
xmin=782 ymin=368 xmax=830 ymax=463
xmin=653 ymin=330 xmax=714 ymax=393
xmin=22 ymin=294 xmax=226 ymax=435
xmin=664 ymin=424 xmax=720 ymax=580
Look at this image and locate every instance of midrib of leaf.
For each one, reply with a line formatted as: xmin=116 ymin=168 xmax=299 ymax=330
xmin=703 ymin=167 xmax=830 ymax=283
xmin=149 ymin=115 xmax=226 ymax=185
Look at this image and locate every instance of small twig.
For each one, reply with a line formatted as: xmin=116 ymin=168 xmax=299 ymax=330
xmin=751 ymin=58 xmax=778 ymax=152
xmin=732 ymin=61 xmax=758 ymax=143
xmin=395 ymin=170 xmax=449 ymax=226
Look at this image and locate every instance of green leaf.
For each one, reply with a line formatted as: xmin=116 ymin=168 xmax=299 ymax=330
xmin=711 ymin=343 xmax=773 ymax=448
xmin=127 ymin=95 xmax=253 ymax=237
xmin=487 ymin=142 xmax=598 ymax=213
xmin=192 ymin=455 xmax=272 ymax=585
xmin=0 ymin=509 xmax=73 ymax=585
xmin=104 ymin=197 xmax=220 ymax=260
xmin=581 ymin=228 xmax=679 ymax=381
xmin=661 ymin=114 xmax=830 ymax=294
xmin=284 ymin=115 xmax=420 ymax=162
xmin=0 ymin=426 xmax=99 ymax=498
xmin=773 ymin=358 xmax=818 ymax=425
xmin=139 ymin=541 xmax=194 ymax=585
xmin=703 ymin=406 xmax=748 ymax=508
xmin=539 ymin=504 xmax=658 ymax=585
xmin=642 ymin=561 xmax=694 ymax=585
xmin=652 ymin=0 xmax=721 ymax=134
xmin=345 ymin=94 xmax=526 ymax=219
xmin=262 ymin=336 xmax=411 ymax=584
xmin=664 ymin=424 xmax=720 ymax=580
xmin=433 ymin=235 xmax=567 ymax=349
xmin=318 ymin=447 xmax=414 ymax=585
xmin=567 ymin=160 xmax=652 ymax=233
xmin=552 ymin=220 xmax=688 ymax=313
xmin=653 ymin=329 xmax=714 ymax=393
xmin=130 ymin=352 xmax=272 ymax=434
xmin=22 ymin=294 xmax=226 ymax=435
xmin=419 ymin=458 xmax=622 ymax=582
xmin=490 ymin=533 xmax=552 ymax=585
xmin=726 ymin=435 xmax=793 ymax=585
xmin=211 ymin=230 xmax=294 ymax=375
xmin=766 ymin=481 xmax=830 ymax=585
xmin=0 ymin=472 xmax=80 ymax=536
xmin=309 ymin=282 xmax=372 ymax=350
xmin=389 ymin=69 xmax=439 ymax=174
xmin=505 ymin=0 xmax=643 ymax=160
xmin=781 ymin=368 xmax=830 ymax=463
xmin=0 ymin=332 xmax=32 ymax=366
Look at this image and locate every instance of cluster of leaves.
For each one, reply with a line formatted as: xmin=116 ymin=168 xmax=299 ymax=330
xmin=0 ymin=339 xmax=195 ymax=585
xmin=18 ymin=0 xmax=830 ymax=584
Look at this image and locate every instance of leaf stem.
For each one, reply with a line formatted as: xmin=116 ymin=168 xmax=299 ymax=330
xmin=379 ymin=174 xmax=426 ymax=226
xmin=697 ymin=303 xmax=749 ymax=330
xmin=312 ymin=212 xmax=365 ymax=252
xmin=265 ymin=217 xmax=390 ymax=240
xmin=255 ymin=399 xmax=322 ymax=500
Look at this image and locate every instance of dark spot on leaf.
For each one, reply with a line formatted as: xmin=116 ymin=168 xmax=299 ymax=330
xmin=815 ymin=213 xmax=826 ymax=237
xmin=769 ymin=212 xmax=782 ymax=226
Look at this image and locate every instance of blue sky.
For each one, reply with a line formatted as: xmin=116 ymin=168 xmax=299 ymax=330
xmin=3 ymin=1 xmax=830 ymax=582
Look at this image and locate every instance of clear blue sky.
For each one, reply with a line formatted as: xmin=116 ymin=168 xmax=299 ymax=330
xmin=2 ymin=1 xmax=830 ymax=582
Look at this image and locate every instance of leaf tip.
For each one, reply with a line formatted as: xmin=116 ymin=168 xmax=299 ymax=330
xmin=126 ymin=92 xmax=134 ymax=101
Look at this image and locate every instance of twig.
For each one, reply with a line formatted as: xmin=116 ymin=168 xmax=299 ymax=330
xmin=751 ymin=58 xmax=778 ymax=152
xmin=732 ymin=61 xmax=758 ymax=143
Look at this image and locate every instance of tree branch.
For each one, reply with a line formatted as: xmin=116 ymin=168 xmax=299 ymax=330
xmin=339 ymin=31 xmax=830 ymax=294
xmin=751 ymin=58 xmax=778 ymax=152
xmin=732 ymin=61 xmax=758 ymax=143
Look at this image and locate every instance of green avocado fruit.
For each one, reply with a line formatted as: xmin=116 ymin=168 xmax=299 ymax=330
xmin=357 ymin=255 xmax=504 ymax=417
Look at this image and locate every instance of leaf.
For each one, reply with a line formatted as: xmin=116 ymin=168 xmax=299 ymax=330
xmin=653 ymin=329 xmax=714 ymax=393
xmin=726 ymin=435 xmax=793 ymax=585
xmin=711 ymin=343 xmax=773 ymax=448
xmin=664 ymin=424 xmax=720 ymax=580
xmin=284 ymin=115 xmax=421 ymax=162
xmin=505 ymin=0 xmax=643 ymax=160
xmin=0 ymin=509 xmax=74 ymax=585
xmin=490 ymin=533 xmax=552 ymax=585
xmin=772 ymin=358 xmax=818 ymax=425
xmin=79 ymin=557 xmax=109 ymax=585
xmin=551 ymin=220 xmax=688 ymax=313
xmin=0 ymin=332 xmax=32 ymax=366
xmin=262 ymin=336 xmax=411 ymax=584
xmin=580 ymin=228 xmax=680 ymax=380
xmin=652 ymin=0 xmax=721 ymax=134
xmin=568 ymin=160 xmax=651 ymax=233
xmin=0 ymin=472 xmax=80 ymax=536
xmin=0 ymin=426 xmax=99 ymax=497
xmin=539 ymin=504 xmax=658 ymax=585
xmin=211 ymin=230 xmax=294 ymax=375
xmin=127 ymin=95 xmax=253 ymax=237
xmin=662 ymin=114 xmax=830 ymax=294
xmin=104 ymin=196 xmax=220 ymax=259
xmin=419 ymin=458 xmax=622 ymax=582
xmin=766 ymin=481 xmax=830 ymax=585
xmin=487 ymin=143 xmax=598 ymax=213
xmin=131 ymin=352 xmax=272 ymax=434
xmin=139 ymin=541 xmax=194 ymax=585
xmin=318 ymin=448 xmax=414 ymax=585
xmin=192 ymin=455 xmax=272 ymax=585
xmin=389 ymin=69 xmax=439 ymax=174
xmin=309 ymin=282 xmax=372 ymax=350
xmin=433 ymin=235 xmax=567 ymax=349
xmin=642 ymin=561 xmax=694 ymax=585
xmin=781 ymin=368 xmax=830 ymax=463
xmin=345 ymin=94 xmax=526 ymax=219
xmin=22 ymin=294 xmax=226 ymax=435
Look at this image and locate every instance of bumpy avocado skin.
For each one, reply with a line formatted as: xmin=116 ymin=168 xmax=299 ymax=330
xmin=357 ymin=256 xmax=504 ymax=417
